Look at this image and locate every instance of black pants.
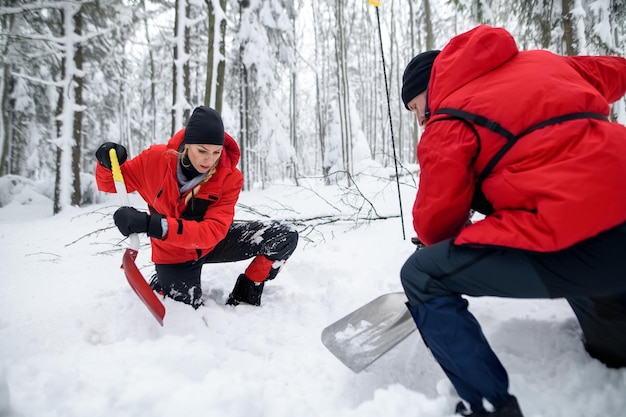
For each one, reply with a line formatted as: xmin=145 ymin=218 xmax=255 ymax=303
xmin=400 ymin=222 xmax=626 ymax=410
xmin=155 ymin=220 xmax=298 ymax=306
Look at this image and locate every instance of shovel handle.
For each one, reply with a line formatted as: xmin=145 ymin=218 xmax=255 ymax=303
xmin=109 ymin=148 xmax=140 ymax=251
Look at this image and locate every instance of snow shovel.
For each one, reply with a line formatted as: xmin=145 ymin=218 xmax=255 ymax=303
xmin=321 ymin=292 xmax=416 ymax=372
xmin=109 ymin=148 xmax=166 ymax=326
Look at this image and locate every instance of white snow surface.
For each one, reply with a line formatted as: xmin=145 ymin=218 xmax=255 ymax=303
xmin=1 ymin=175 xmax=625 ymax=417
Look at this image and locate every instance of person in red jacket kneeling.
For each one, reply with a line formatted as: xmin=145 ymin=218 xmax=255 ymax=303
xmin=400 ymin=25 xmax=626 ymax=416
xmin=95 ymin=106 xmax=298 ymax=309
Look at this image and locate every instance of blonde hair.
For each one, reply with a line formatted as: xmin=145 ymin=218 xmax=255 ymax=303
xmin=172 ymin=147 xmax=218 ymax=204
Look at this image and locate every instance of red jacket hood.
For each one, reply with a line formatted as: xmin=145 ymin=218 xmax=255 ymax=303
xmin=429 ymin=25 xmax=518 ymax=110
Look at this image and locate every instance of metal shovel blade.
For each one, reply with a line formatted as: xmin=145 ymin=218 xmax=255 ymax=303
xmin=321 ymin=292 xmax=416 ymax=373
xmin=121 ymin=248 xmax=165 ymax=326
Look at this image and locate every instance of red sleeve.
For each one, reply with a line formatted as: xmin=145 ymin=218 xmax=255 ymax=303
xmin=95 ymin=163 xmax=140 ymax=194
xmin=563 ymin=55 xmax=626 ymax=104
xmin=95 ymin=145 xmax=163 ymax=195
xmin=95 ymin=163 xmax=116 ymax=193
xmin=413 ymin=120 xmax=477 ymax=245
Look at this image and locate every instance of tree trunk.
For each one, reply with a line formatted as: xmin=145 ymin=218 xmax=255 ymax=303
xmin=205 ymin=0 xmax=227 ymax=112
xmin=539 ymin=0 xmax=555 ymax=48
xmin=215 ymin=0 xmax=227 ymax=112
xmin=238 ymin=0 xmax=250 ymax=190
xmin=71 ymin=9 xmax=83 ymax=206
xmin=0 ymin=63 xmax=11 ymax=176
xmin=335 ymin=0 xmax=352 ymax=186
xmin=53 ymin=5 xmax=78 ymax=215
xmin=71 ymin=10 xmax=84 ymax=206
xmin=206 ymin=0 xmax=216 ymax=107
xmin=172 ymin=0 xmax=190 ymax=133
xmin=423 ymin=0 xmax=434 ymax=50
xmin=53 ymin=39 xmax=66 ymax=215
xmin=0 ymin=8 xmax=14 ymax=176
xmin=311 ymin=0 xmax=328 ymax=184
xmin=184 ymin=1 xmax=190 ymax=120
xmin=141 ymin=0 xmax=157 ymax=141
xmin=240 ymin=59 xmax=249 ymax=190
xmin=172 ymin=0 xmax=180 ymax=135
xmin=561 ymin=0 xmax=576 ymax=55
xmin=290 ymin=69 xmax=298 ymax=184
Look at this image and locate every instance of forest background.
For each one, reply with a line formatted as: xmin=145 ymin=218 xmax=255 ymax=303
xmin=0 ymin=0 xmax=625 ymax=215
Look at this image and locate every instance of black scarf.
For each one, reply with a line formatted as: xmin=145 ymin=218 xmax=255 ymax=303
xmin=180 ymin=154 xmax=201 ymax=181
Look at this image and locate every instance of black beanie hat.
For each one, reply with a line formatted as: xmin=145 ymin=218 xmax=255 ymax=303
xmin=401 ymin=50 xmax=441 ymax=110
xmin=183 ymin=106 xmax=225 ymax=146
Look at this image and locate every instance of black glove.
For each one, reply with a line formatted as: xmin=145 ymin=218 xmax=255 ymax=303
xmin=96 ymin=142 xmax=128 ymax=169
xmin=113 ymin=207 xmax=164 ymax=239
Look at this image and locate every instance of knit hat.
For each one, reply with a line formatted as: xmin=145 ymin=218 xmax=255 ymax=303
xmin=183 ymin=106 xmax=225 ymax=145
xmin=401 ymin=50 xmax=440 ymax=110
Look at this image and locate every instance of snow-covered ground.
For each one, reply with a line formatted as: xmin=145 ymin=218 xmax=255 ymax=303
xmin=1 ymin=172 xmax=625 ymax=417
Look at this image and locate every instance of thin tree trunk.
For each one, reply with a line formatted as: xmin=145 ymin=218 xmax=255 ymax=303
xmin=562 ymin=0 xmax=576 ymax=55
xmin=172 ymin=0 xmax=190 ymax=132
xmin=0 ymin=9 xmax=14 ymax=176
xmin=215 ymin=0 xmax=226 ymax=111
xmin=184 ymin=1 xmax=190 ymax=120
xmin=389 ymin=0 xmax=399 ymax=162
xmin=539 ymin=0 xmax=555 ymax=48
xmin=423 ymin=0 xmax=434 ymax=50
xmin=206 ymin=0 xmax=216 ymax=107
xmin=206 ymin=0 xmax=227 ymax=111
xmin=335 ymin=0 xmax=352 ymax=186
xmin=53 ymin=5 xmax=77 ymax=214
xmin=141 ymin=0 xmax=157 ymax=141
xmin=238 ymin=0 xmax=250 ymax=190
xmin=311 ymin=0 xmax=328 ymax=184
xmin=290 ymin=69 xmax=298 ymax=184
xmin=0 ymin=63 xmax=11 ymax=176
xmin=172 ymin=0 xmax=180 ymax=134
xmin=53 ymin=38 xmax=66 ymax=215
xmin=71 ymin=9 xmax=83 ymax=206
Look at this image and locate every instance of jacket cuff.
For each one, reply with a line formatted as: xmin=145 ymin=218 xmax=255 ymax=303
xmin=147 ymin=214 xmax=166 ymax=239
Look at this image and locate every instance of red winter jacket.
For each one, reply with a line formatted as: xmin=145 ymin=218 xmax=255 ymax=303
xmin=96 ymin=129 xmax=244 ymax=264
xmin=414 ymin=25 xmax=626 ymax=252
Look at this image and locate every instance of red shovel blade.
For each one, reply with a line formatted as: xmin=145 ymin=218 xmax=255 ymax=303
xmin=121 ymin=248 xmax=165 ymax=326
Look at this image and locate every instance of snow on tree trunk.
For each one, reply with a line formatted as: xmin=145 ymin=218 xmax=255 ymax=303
xmin=53 ymin=3 xmax=81 ymax=215
xmin=172 ymin=0 xmax=191 ymax=135
xmin=205 ymin=0 xmax=227 ymax=112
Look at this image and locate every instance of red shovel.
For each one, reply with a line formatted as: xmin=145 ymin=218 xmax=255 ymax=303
xmin=109 ymin=148 xmax=166 ymax=326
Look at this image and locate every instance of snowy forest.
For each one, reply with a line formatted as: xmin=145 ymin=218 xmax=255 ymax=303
xmin=1 ymin=0 xmax=625 ymax=214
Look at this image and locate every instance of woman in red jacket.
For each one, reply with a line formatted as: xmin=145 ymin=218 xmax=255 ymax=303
xmin=95 ymin=106 xmax=298 ymax=309
xmin=399 ymin=25 xmax=626 ymax=416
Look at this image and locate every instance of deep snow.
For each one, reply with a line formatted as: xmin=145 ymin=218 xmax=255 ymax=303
xmin=1 ymin=173 xmax=625 ymax=417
